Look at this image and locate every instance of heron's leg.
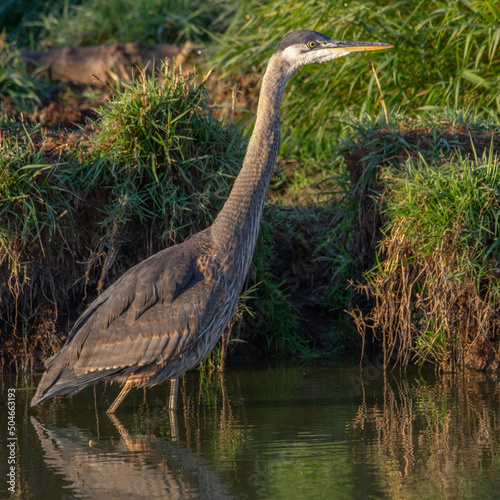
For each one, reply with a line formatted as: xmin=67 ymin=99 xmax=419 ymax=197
xmin=169 ymin=378 xmax=179 ymax=410
xmin=169 ymin=407 xmax=179 ymax=441
xmin=219 ymin=324 xmax=232 ymax=371
xmin=107 ymin=379 xmax=134 ymax=414
xmin=168 ymin=378 xmax=179 ymax=440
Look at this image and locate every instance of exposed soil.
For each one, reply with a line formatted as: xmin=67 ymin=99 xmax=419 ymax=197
xmin=344 ymin=123 xmax=500 ymax=370
xmin=345 ymin=124 xmax=500 ymax=183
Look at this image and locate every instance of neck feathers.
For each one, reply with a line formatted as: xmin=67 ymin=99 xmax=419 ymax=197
xmin=211 ymin=55 xmax=292 ymax=276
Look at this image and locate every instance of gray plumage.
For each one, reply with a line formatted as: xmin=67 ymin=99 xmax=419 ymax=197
xmin=31 ymin=30 xmax=393 ymax=413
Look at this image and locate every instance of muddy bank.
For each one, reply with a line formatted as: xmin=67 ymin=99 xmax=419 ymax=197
xmin=343 ymin=119 xmax=500 ymax=370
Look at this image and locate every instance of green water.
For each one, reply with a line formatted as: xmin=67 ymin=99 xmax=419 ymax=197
xmin=1 ymin=363 xmax=500 ymax=499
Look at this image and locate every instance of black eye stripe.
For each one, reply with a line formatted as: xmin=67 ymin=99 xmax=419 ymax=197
xmin=274 ymin=30 xmax=332 ymax=54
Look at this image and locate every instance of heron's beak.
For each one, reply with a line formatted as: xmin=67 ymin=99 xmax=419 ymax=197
xmin=327 ymin=40 xmax=394 ymax=56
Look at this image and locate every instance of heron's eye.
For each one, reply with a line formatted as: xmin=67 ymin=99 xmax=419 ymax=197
xmin=307 ymin=41 xmax=317 ymax=49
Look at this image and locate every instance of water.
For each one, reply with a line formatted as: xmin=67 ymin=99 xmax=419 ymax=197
xmin=1 ymin=362 xmax=500 ymax=499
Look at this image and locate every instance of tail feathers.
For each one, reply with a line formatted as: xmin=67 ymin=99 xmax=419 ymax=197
xmin=31 ymin=347 xmax=71 ymax=407
xmin=31 ymin=348 xmax=123 ymax=407
xmin=31 ymin=374 xmax=80 ymax=406
xmin=31 ymin=367 xmax=123 ymax=407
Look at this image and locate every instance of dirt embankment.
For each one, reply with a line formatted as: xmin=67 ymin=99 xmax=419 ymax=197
xmin=344 ymin=122 xmax=500 ymax=370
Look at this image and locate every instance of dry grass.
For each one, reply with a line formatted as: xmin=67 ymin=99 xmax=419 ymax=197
xmin=343 ymin=114 xmax=500 ymax=369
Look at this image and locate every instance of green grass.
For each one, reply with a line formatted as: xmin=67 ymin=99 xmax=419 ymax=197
xmin=35 ymin=0 xmax=235 ymax=48
xmin=0 ymin=117 xmax=71 ymax=263
xmin=344 ymin=112 xmax=500 ymax=367
xmin=1 ymin=0 xmax=235 ymax=49
xmin=0 ymin=0 xmax=67 ymax=48
xmin=208 ymin=0 xmax=500 ymax=161
xmin=383 ymin=149 xmax=500 ymax=366
xmin=382 ymin=151 xmax=500 ymax=272
xmin=0 ymin=43 xmax=52 ymax=110
xmin=90 ymin=65 xmax=245 ymax=243
xmin=7 ymin=0 xmax=499 ymax=163
xmin=251 ymin=219 xmax=306 ymax=356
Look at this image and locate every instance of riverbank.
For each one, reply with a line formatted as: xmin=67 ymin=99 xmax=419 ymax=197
xmin=1 ymin=0 xmax=499 ymax=372
xmin=1 ymin=66 xmax=499 ymax=372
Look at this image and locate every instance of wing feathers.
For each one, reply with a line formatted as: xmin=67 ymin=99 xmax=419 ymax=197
xmin=68 ymin=233 xmax=218 ymax=375
xmin=33 ymin=231 xmax=227 ymax=404
xmin=73 ymin=289 xmax=210 ymax=375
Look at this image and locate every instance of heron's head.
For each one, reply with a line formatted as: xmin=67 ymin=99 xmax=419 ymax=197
xmin=274 ymin=30 xmax=393 ymax=72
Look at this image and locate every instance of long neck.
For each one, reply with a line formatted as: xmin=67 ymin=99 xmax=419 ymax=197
xmin=211 ymin=55 xmax=292 ymax=275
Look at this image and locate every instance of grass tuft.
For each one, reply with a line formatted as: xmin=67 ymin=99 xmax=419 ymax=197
xmin=90 ymin=64 xmax=245 ymax=243
xmin=344 ymin=112 xmax=500 ymax=369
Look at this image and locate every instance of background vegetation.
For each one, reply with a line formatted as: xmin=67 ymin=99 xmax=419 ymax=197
xmin=209 ymin=0 xmax=500 ymax=159
xmin=0 ymin=0 xmax=499 ymax=371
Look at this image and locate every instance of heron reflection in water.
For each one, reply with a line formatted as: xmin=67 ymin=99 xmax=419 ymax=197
xmin=31 ymin=414 xmax=232 ymax=498
xmin=31 ymin=30 xmax=393 ymax=413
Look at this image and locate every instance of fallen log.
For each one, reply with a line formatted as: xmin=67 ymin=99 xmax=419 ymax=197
xmin=20 ymin=41 xmax=199 ymax=85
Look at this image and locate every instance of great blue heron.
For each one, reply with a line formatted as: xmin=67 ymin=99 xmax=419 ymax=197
xmin=31 ymin=30 xmax=393 ymax=413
